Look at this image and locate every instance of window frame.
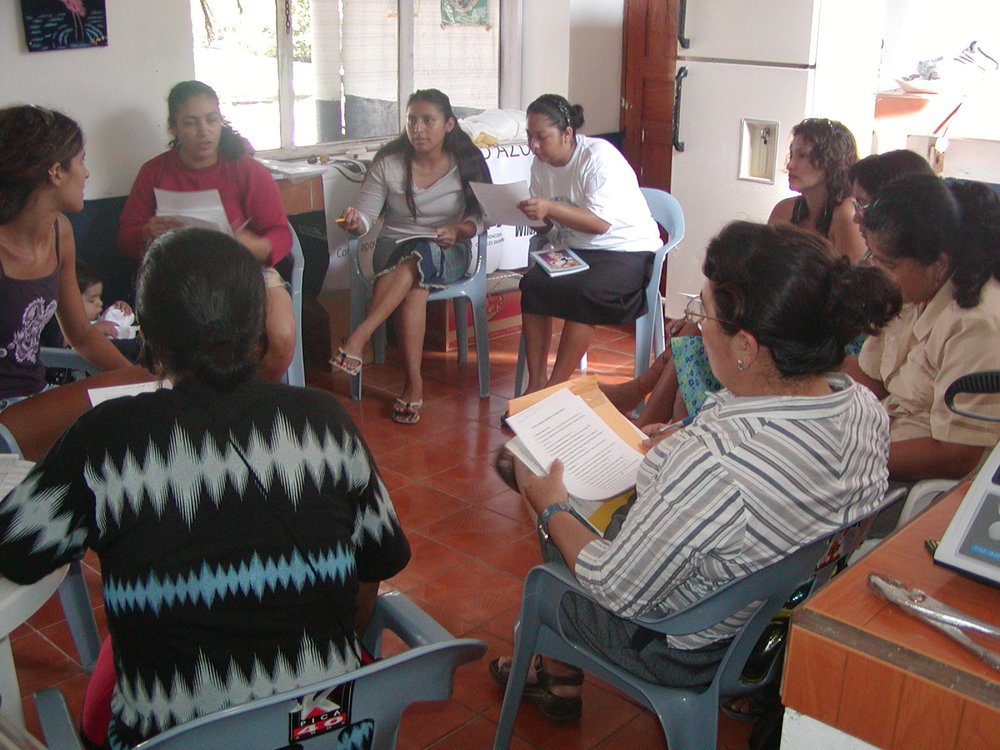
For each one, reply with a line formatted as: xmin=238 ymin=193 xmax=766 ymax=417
xmin=257 ymin=0 xmax=523 ymax=159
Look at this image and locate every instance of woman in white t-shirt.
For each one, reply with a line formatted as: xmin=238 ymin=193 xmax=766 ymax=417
xmin=517 ymin=95 xmax=661 ymax=394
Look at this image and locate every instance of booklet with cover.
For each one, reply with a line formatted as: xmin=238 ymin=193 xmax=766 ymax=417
xmin=530 ymin=248 xmax=589 ymax=276
xmin=504 ymin=376 xmax=648 ymax=523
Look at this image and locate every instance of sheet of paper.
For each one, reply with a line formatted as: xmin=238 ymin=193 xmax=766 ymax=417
xmin=470 ymin=181 xmax=547 ymax=228
xmin=88 ymin=380 xmax=170 ymax=407
xmin=154 ymin=188 xmax=231 ymax=235
xmin=509 ymin=376 xmax=648 ymax=454
xmin=0 ymin=454 xmax=34 ymax=497
xmin=506 ymin=388 xmax=643 ymax=502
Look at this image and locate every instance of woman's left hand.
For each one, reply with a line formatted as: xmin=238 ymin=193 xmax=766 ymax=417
xmin=434 ymin=224 xmax=462 ymax=248
xmin=515 ymin=458 xmax=570 ymax=515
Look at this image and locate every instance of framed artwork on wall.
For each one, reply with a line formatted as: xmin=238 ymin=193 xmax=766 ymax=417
xmin=21 ymin=0 xmax=108 ymax=52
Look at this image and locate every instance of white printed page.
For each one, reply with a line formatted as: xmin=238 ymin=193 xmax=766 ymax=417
xmin=506 ymin=388 xmax=643 ymax=502
xmin=469 ymin=181 xmax=547 ymax=228
xmin=0 ymin=455 xmax=33 ymax=497
xmin=154 ymin=188 xmax=231 ymax=235
xmin=89 ymin=380 xmax=170 ymax=407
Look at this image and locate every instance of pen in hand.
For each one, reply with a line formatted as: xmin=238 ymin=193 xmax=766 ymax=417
xmin=657 ymin=415 xmax=695 ymax=434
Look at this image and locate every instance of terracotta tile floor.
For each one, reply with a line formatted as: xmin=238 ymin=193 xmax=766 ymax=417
xmin=13 ymin=324 xmax=752 ymax=749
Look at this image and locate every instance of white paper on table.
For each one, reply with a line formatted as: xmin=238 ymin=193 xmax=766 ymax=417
xmin=88 ymin=380 xmax=171 ymax=407
xmin=154 ymin=188 xmax=231 ymax=235
xmin=470 ymin=181 xmax=547 ymax=229
xmin=0 ymin=454 xmax=34 ymax=497
xmin=506 ymin=388 xmax=643 ymax=502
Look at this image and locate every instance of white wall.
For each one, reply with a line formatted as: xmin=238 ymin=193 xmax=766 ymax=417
xmin=0 ymin=0 xmax=194 ymax=198
xmin=568 ymin=0 xmax=623 ymax=134
xmin=522 ymin=0 xmax=624 ymax=135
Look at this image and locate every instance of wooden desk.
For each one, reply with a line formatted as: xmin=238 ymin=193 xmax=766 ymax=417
xmin=0 ymin=366 xmax=155 ymax=461
xmin=783 ymin=485 xmax=1000 ymax=749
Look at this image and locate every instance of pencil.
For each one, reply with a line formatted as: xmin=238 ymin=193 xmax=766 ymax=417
xmin=656 ymin=415 xmax=695 ymax=434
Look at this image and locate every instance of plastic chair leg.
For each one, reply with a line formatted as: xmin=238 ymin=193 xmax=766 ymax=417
xmin=57 ymin=561 xmax=100 ymax=672
xmin=492 ymin=621 xmax=541 ymax=750
xmin=514 ymin=334 xmax=526 ymax=398
xmin=453 ymin=297 xmax=469 ymax=364
xmin=471 ymin=296 xmax=491 ymax=398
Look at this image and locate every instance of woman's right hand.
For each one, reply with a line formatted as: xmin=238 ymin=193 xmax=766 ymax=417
xmin=141 ymin=216 xmax=183 ymax=246
xmin=338 ymin=207 xmax=366 ymax=236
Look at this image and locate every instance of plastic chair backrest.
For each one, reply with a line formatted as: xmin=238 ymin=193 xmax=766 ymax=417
xmin=37 ymin=348 xmax=100 ymax=376
xmin=282 ymin=227 xmax=306 ymax=387
xmin=36 ymin=592 xmax=486 ymax=750
xmin=0 ymin=423 xmax=21 ymax=457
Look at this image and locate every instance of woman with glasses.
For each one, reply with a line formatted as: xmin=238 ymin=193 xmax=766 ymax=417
xmin=768 ymin=118 xmax=866 ymax=262
xmin=490 ymin=221 xmax=900 ymax=722
xmin=847 ymin=149 xmax=934 ymax=243
xmin=0 ymin=105 xmax=131 ymax=410
xmin=847 ymin=174 xmax=1000 ymax=482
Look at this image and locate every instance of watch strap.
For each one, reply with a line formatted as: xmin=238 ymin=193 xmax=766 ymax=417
xmin=538 ymin=502 xmax=573 ymax=532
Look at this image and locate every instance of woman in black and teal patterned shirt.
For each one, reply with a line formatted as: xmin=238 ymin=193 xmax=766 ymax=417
xmin=0 ymin=228 xmax=410 ymax=748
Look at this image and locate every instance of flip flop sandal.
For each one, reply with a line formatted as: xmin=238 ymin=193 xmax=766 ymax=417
xmin=720 ymin=693 xmax=776 ymax=722
xmin=494 ymin=447 xmax=519 ymax=493
xmin=489 ymin=655 xmax=583 ymax=724
xmin=391 ymin=398 xmax=423 ymax=425
xmin=330 ymin=347 xmax=363 ymax=377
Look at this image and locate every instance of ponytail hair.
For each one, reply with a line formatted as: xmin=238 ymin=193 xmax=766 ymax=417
xmin=167 ymin=80 xmax=250 ymax=160
xmin=704 ymin=222 xmax=901 ymax=377
xmin=527 ymin=94 xmax=585 ymax=136
xmin=863 ymin=174 xmax=1000 ymax=308
xmin=138 ymin=228 xmax=265 ymax=391
xmin=372 ymin=88 xmax=490 ymax=221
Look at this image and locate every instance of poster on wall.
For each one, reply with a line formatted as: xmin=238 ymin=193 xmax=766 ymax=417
xmin=440 ymin=0 xmax=489 ymax=27
xmin=21 ymin=0 xmax=108 ymax=52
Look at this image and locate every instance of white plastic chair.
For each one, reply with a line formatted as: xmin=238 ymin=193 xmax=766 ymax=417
xmin=347 ymin=232 xmax=490 ymax=400
xmin=513 ymin=188 xmax=685 ymax=396
xmin=280 ymin=227 xmax=306 ymax=387
xmin=0 ymin=431 xmax=100 ymax=673
xmin=36 ymin=591 xmax=486 ymax=750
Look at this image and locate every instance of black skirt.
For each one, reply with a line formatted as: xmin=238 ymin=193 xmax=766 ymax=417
xmin=519 ymin=248 xmax=654 ymax=325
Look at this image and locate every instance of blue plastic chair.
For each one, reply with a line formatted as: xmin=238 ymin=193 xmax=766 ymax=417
xmin=0 ymin=423 xmax=20 ymax=456
xmin=36 ymin=591 xmax=487 ymax=750
xmin=281 ymin=227 xmax=306 ymax=388
xmin=513 ymin=188 xmax=685 ymax=396
xmin=492 ymin=501 xmax=888 ymax=750
xmin=347 ymin=232 xmax=490 ymax=400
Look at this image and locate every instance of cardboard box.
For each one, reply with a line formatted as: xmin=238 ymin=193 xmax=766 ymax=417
xmin=425 ymin=289 xmax=522 ymax=352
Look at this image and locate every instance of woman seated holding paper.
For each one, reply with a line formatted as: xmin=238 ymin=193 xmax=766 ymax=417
xmin=517 ymin=94 xmax=661 ymax=394
xmin=117 ymin=80 xmax=295 ymax=381
xmin=333 ymin=89 xmax=491 ymax=425
xmin=0 ymin=105 xmax=131 ymax=410
xmin=490 ymin=221 xmax=900 ymax=723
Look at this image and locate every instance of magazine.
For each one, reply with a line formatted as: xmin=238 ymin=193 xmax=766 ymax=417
xmin=530 ymin=248 xmax=589 ymax=276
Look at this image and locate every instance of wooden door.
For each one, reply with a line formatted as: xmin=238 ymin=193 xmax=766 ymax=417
xmin=620 ymin=0 xmax=678 ymax=190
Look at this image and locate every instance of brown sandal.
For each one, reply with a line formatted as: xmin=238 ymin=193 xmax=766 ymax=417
xmin=489 ymin=655 xmax=583 ymax=723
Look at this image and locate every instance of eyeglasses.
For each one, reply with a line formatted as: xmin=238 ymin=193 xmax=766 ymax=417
xmin=852 ymin=199 xmax=871 ymax=216
xmin=684 ymin=295 xmax=732 ymax=331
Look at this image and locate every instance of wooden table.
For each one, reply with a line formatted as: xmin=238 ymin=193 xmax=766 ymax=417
xmin=783 ymin=484 xmax=1000 ymax=749
xmin=0 ymin=366 xmax=155 ymax=461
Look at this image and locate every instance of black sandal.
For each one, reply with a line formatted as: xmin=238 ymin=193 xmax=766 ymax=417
xmin=489 ymin=655 xmax=583 ymax=724
xmin=494 ymin=447 xmax=518 ymax=493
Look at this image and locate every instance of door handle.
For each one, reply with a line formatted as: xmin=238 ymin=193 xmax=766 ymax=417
xmin=673 ymin=66 xmax=688 ymax=152
xmin=678 ymin=0 xmax=691 ymax=49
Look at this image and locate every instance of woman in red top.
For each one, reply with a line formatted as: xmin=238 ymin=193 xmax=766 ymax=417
xmin=118 ymin=81 xmax=295 ymax=381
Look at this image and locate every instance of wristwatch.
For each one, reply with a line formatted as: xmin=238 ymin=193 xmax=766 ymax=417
xmin=538 ymin=502 xmax=573 ymax=543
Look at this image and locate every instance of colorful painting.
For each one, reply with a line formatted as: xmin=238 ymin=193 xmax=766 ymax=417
xmin=21 ymin=0 xmax=108 ymax=52
xmin=440 ymin=0 xmax=489 ymax=27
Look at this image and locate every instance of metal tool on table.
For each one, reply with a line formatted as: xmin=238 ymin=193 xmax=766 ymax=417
xmin=868 ymin=573 xmax=1000 ymax=671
